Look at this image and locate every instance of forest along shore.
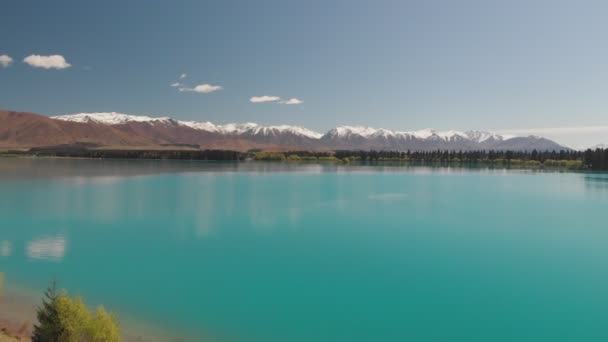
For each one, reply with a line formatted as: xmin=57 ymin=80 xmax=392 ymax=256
xmin=2 ymin=147 xmax=608 ymax=170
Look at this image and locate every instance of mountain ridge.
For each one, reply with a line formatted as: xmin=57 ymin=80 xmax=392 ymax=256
xmin=1 ymin=110 xmax=572 ymax=152
xmin=52 ymin=112 xmax=523 ymax=144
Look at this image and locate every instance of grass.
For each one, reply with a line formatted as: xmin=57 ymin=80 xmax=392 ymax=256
xmin=0 ymin=153 xmax=23 ymax=158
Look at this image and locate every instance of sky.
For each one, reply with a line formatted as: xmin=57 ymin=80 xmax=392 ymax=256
xmin=1 ymin=0 xmax=608 ymax=148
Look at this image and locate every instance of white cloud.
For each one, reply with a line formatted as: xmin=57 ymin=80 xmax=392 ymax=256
xmin=23 ymin=54 xmax=71 ymax=69
xmin=250 ymin=95 xmax=281 ymax=103
xmin=0 ymin=54 xmax=13 ymax=67
xmin=250 ymin=96 xmax=303 ymax=104
xmin=179 ymin=73 xmax=187 ymax=79
xmin=280 ymin=98 xmax=303 ymax=105
xmin=170 ymin=82 xmax=182 ymax=87
xmin=180 ymin=84 xmax=223 ymax=93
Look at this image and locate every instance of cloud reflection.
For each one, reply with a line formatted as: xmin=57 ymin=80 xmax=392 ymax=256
xmin=26 ymin=235 xmax=67 ymax=261
xmin=66 ymin=176 xmax=126 ymax=185
xmin=0 ymin=241 xmax=12 ymax=257
xmin=368 ymin=193 xmax=408 ymax=201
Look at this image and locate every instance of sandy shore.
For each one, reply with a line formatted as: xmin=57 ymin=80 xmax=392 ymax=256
xmin=0 ymin=284 xmax=206 ymax=342
xmin=0 ymin=331 xmax=22 ymax=342
xmin=0 ymin=284 xmax=34 ymax=341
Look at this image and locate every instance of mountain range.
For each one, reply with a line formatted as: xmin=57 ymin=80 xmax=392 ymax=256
xmin=1 ymin=110 xmax=572 ymax=152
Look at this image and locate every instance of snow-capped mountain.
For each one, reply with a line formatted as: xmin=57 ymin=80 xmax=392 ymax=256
xmin=465 ymin=130 xmax=513 ymax=143
xmin=325 ymin=126 xmax=471 ymax=141
xmin=325 ymin=126 xmax=379 ymax=138
xmin=45 ymin=112 xmax=569 ymax=151
xmin=178 ymin=120 xmax=225 ymax=133
xmin=318 ymin=125 xmax=557 ymax=151
xmin=53 ymin=113 xmax=322 ymax=139
xmin=52 ymin=112 xmax=174 ymax=125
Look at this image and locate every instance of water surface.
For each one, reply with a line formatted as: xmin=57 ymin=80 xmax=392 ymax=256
xmin=2 ymin=158 xmax=608 ymax=341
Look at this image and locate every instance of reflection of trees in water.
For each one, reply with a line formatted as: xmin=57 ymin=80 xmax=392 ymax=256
xmin=584 ymin=174 xmax=608 ymax=191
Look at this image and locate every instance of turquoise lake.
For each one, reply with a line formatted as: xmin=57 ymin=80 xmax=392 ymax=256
xmin=2 ymin=158 xmax=608 ymax=341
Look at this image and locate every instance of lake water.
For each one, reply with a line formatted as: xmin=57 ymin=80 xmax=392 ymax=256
xmin=2 ymin=158 xmax=608 ymax=341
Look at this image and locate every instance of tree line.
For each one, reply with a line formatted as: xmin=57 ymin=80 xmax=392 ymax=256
xmin=334 ymin=149 xmax=583 ymax=162
xmin=7 ymin=146 xmax=608 ymax=170
xmin=25 ymin=147 xmax=244 ymax=161
xmin=286 ymin=148 xmax=608 ymax=170
xmin=584 ymin=148 xmax=608 ymax=170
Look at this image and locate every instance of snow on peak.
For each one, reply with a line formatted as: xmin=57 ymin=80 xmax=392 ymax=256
xmin=220 ymin=123 xmax=259 ymax=134
xmin=403 ymin=129 xmax=467 ymax=141
xmin=408 ymin=128 xmax=436 ymax=139
xmin=51 ymin=113 xmax=323 ymax=138
xmin=52 ymin=112 xmax=173 ymax=125
xmin=217 ymin=123 xmax=322 ymax=138
xmin=51 ymin=113 xmax=523 ymax=143
xmin=327 ymin=127 xmax=471 ymax=141
xmin=248 ymin=125 xmax=323 ymax=139
xmin=438 ymin=130 xmax=468 ymax=140
xmin=465 ymin=131 xmax=499 ymax=142
xmin=329 ymin=126 xmax=380 ymax=138
xmin=178 ymin=120 xmax=223 ymax=133
xmin=370 ymin=128 xmax=398 ymax=138
xmin=325 ymin=126 xmax=519 ymax=142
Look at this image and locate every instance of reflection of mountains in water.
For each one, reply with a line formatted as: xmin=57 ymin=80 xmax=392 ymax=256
xmin=1 ymin=158 xmax=572 ymax=183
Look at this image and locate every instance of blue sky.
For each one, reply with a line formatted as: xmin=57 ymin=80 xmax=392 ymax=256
xmin=1 ymin=0 xmax=608 ymax=146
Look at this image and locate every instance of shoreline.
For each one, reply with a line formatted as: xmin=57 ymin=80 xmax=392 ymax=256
xmin=0 ymin=282 xmax=207 ymax=342
xmin=0 ymin=153 xmax=591 ymax=172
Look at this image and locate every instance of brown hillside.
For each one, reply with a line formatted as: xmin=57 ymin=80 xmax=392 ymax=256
xmin=0 ymin=111 xmax=153 ymax=148
xmin=0 ymin=110 xmax=289 ymax=151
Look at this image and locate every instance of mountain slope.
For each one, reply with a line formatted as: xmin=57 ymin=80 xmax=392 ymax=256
xmin=0 ymin=111 xmax=285 ymax=151
xmin=0 ymin=110 xmax=153 ymax=148
xmin=485 ymin=136 xmax=568 ymax=152
xmin=319 ymin=126 xmax=568 ymax=152
xmin=0 ymin=110 xmax=571 ymax=152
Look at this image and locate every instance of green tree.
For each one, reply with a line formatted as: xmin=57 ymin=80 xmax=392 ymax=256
xmin=89 ymin=306 xmax=121 ymax=342
xmin=33 ymin=281 xmax=121 ymax=342
xmin=55 ymin=294 xmax=121 ymax=342
xmin=56 ymin=294 xmax=92 ymax=342
xmin=32 ymin=280 xmax=64 ymax=342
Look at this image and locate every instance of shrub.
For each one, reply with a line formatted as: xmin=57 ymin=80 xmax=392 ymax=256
xmin=89 ymin=307 xmax=121 ymax=342
xmin=318 ymin=156 xmax=340 ymax=162
xmin=254 ymin=152 xmax=286 ymax=161
xmin=56 ymin=295 xmax=91 ymax=342
xmin=33 ymin=282 xmax=121 ymax=342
